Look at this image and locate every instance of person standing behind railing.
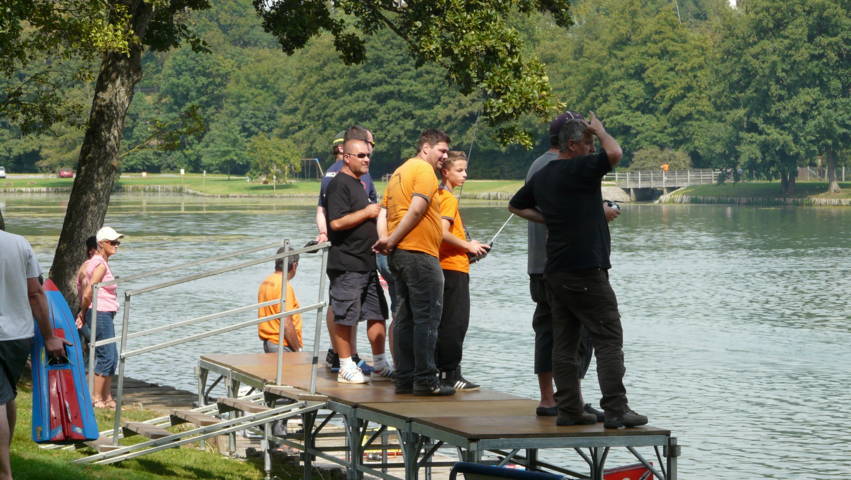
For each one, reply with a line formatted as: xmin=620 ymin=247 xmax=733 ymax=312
xmin=74 ymin=235 xmax=98 ymax=353
xmin=257 ymin=247 xmax=303 ymax=353
xmin=76 ymin=226 xmax=123 ymax=409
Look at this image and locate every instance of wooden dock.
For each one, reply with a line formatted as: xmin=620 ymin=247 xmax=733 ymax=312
xmin=198 ymin=352 xmax=679 ymax=480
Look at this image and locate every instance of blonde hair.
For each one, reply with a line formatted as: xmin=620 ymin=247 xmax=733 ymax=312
xmin=443 ymin=150 xmax=467 ymax=170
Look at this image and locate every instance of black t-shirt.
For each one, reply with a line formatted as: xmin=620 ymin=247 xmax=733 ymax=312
xmin=509 ymin=149 xmax=613 ymax=273
xmin=326 ymin=172 xmax=377 ymax=272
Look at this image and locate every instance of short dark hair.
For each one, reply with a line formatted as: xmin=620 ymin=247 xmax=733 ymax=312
xmin=85 ymin=236 xmax=98 ymax=253
xmin=558 ymin=119 xmax=589 ymax=153
xmin=344 ymin=125 xmax=372 ymax=143
xmin=417 ymin=129 xmax=451 ymax=151
xmin=274 ymin=246 xmax=299 ymax=272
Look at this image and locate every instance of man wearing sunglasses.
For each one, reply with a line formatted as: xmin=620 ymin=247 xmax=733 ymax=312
xmin=317 ymin=128 xmax=379 ymax=375
xmin=325 ymin=129 xmax=392 ymax=384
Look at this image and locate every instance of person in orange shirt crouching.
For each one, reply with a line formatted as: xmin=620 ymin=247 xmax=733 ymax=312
xmin=257 ymin=247 xmax=303 ymax=353
xmin=435 ymin=151 xmax=489 ymax=391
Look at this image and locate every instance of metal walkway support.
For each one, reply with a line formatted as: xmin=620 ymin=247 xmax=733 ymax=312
xmin=78 ymin=239 xmax=332 ymax=473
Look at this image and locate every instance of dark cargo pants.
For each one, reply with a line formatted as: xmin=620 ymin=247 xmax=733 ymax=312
xmin=545 ymin=269 xmax=629 ymax=417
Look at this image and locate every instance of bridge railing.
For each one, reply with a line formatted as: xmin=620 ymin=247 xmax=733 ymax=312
xmin=604 ymin=169 xmax=719 ymax=189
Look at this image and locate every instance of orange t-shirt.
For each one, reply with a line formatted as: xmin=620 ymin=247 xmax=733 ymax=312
xmin=381 ymin=157 xmax=442 ymax=258
xmin=257 ymin=272 xmax=302 ymax=349
xmin=436 ymin=187 xmax=469 ymax=273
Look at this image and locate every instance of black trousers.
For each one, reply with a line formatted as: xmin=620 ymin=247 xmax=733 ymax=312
xmin=529 ymin=274 xmax=594 ymax=377
xmin=436 ymin=269 xmax=470 ymax=372
xmin=389 ymin=249 xmax=444 ymax=387
xmin=545 ymin=269 xmax=629 ymax=417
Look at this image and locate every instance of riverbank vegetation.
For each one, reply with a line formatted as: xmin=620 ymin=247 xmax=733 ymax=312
xmin=11 ymin=378 xmax=290 ymax=479
xmin=2 ymin=0 xmax=847 ymax=188
xmin=667 ymin=181 xmax=851 ymax=205
xmin=0 ymin=174 xmax=523 ymax=197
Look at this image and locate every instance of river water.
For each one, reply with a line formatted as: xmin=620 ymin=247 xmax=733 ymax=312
xmin=3 ymin=193 xmax=850 ymax=479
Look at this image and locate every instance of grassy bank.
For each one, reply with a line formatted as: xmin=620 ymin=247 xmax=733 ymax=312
xmin=10 ymin=378 xmax=291 ymax=479
xmin=665 ymin=181 xmax=851 ymax=205
xmin=0 ymin=174 xmax=522 ymax=197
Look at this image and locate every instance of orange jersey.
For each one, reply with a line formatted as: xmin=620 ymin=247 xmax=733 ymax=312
xmin=257 ymin=272 xmax=302 ymax=349
xmin=436 ymin=188 xmax=469 ymax=273
xmin=381 ymin=157 xmax=442 ymax=257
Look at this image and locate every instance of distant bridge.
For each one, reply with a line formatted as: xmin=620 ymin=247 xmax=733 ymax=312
xmin=603 ymin=169 xmax=719 ymax=200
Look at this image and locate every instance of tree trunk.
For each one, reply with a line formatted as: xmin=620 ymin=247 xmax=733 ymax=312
xmin=826 ymin=150 xmax=841 ymax=193
xmin=0 ymin=208 xmax=5 ymax=231
xmin=780 ymin=169 xmax=797 ymax=196
xmin=49 ymin=1 xmax=153 ymax=306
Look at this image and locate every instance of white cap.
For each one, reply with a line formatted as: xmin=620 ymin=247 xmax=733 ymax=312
xmin=96 ymin=226 xmax=124 ymax=242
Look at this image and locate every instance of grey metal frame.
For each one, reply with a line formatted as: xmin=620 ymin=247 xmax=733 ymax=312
xmin=85 ymin=240 xmax=331 ymax=446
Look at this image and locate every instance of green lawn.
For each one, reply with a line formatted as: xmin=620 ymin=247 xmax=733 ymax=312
xmin=10 ymin=379 xmax=295 ymax=480
xmin=1 ymin=173 xmax=523 ymax=197
xmin=672 ymin=181 xmax=851 ymax=199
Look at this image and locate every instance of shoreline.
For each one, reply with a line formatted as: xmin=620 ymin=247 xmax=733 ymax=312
xmin=2 ymin=183 xmax=848 ymax=206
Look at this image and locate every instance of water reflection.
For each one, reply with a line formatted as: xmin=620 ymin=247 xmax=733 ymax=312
xmin=3 ymin=194 xmax=850 ymax=479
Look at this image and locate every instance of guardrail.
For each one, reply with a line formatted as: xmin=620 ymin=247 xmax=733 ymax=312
xmin=604 ymin=169 xmax=719 ymax=189
xmin=88 ymin=239 xmax=330 ymax=445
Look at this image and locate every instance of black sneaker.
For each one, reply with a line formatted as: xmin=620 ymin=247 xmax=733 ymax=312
xmin=604 ymin=409 xmax=648 ymax=429
xmin=441 ymin=368 xmax=480 ymax=392
xmin=413 ymin=381 xmax=455 ymax=396
xmin=325 ymin=349 xmax=340 ymax=372
xmin=556 ymin=412 xmax=597 ymax=426
xmin=584 ymin=403 xmax=605 ymax=422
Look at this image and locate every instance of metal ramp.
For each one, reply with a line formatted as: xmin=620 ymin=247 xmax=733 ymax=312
xmin=75 ymin=386 xmax=327 ymax=466
xmin=63 ymin=239 xmax=332 ymax=477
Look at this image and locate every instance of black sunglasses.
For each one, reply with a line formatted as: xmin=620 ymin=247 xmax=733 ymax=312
xmin=108 ymin=240 xmax=121 ymax=246
xmin=345 ymin=152 xmax=371 ymax=159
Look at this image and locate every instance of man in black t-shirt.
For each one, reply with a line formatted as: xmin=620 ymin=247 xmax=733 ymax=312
xmin=326 ymin=134 xmax=392 ymax=384
xmin=509 ymin=112 xmax=647 ymax=429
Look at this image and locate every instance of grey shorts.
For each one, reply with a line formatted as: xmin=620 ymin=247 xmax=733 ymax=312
xmin=329 ymin=270 xmax=389 ymax=326
xmin=0 ymin=338 xmax=32 ymax=405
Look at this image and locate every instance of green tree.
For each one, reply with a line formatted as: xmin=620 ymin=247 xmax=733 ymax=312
xmin=712 ymin=0 xmax=850 ymax=194
xmin=199 ymin=116 xmax=250 ymax=178
xmin=629 ymin=147 xmax=692 ymax=171
xmin=534 ymin=0 xmax=720 ymax=166
xmin=247 ymin=134 xmax=302 ymax=187
xmin=5 ymin=0 xmax=573 ymax=300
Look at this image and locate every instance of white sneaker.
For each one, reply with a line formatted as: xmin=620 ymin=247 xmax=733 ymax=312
xmin=337 ymin=366 xmax=367 ymax=384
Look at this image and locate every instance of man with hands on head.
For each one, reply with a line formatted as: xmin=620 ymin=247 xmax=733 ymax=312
xmin=374 ymin=129 xmax=454 ymax=396
xmin=509 ymin=112 xmax=647 ymax=429
xmin=523 ymin=111 xmax=620 ymax=421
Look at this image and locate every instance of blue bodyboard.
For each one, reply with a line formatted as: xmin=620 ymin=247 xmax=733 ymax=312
xmin=31 ymin=279 xmax=98 ymax=443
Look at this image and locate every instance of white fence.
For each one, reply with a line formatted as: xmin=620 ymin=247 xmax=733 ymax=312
xmin=603 ymin=169 xmax=719 ymax=189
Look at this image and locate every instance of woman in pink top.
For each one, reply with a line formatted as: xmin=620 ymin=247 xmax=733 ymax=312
xmin=77 ymin=226 xmax=123 ymax=409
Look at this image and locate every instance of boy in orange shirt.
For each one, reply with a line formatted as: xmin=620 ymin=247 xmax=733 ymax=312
xmin=435 ymin=151 xmax=489 ymax=391
xmin=257 ymin=247 xmax=302 ymax=353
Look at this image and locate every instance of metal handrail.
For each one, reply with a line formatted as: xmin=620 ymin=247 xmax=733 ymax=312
xmin=121 ymin=301 xmax=324 ymax=358
xmin=93 ymin=241 xmax=282 ymax=288
xmin=84 ymin=239 xmax=330 ymax=446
